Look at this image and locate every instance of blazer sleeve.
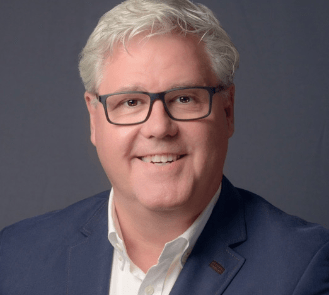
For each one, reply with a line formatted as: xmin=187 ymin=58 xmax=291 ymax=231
xmin=292 ymin=240 xmax=329 ymax=295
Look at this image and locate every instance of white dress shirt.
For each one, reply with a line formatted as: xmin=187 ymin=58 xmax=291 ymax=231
xmin=108 ymin=185 xmax=221 ymax=295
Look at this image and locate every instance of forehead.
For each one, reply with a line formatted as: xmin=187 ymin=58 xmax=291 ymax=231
xmin=99 ymin=33 xmax=217 ymax=94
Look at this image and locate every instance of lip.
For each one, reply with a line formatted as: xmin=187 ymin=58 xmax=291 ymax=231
xmin=137 ymin=153 xmax=186 ymax=166
xmin=135 ymin=155 xmax=187 ymax=174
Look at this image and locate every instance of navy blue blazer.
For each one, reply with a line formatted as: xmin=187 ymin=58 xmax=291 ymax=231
xmin=1 ymin=176 xmax=329 ymax=294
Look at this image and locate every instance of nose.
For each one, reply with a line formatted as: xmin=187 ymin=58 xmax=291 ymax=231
xmin=140 ymin=100 xmax=178 ymax=139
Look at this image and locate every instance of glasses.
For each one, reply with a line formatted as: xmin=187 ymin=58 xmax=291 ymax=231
xmin=97 ymin=86 xmax=224 ymax=125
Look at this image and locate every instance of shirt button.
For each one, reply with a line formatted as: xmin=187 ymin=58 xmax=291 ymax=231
xmin=145 ymin=285 xmax=154 ymax=295
xmin=116 ymin=243 xmax=123 ymax=252
xmin=118 ymin=256 xmax=123 ymax=261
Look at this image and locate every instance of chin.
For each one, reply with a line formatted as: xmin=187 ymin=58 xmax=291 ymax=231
xmin=135 ymin=188 xmax=192 ymax=212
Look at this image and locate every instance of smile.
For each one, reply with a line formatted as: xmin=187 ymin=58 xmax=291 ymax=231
xmin=139 ymin=154 xmax=185 ymax=165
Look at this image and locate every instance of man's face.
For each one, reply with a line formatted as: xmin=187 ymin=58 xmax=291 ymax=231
xmin=85 ymin=33 xmax=234 ymax=217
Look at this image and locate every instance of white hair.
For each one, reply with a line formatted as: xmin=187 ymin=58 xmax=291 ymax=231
xmin=79 ymin=0 xmax=239 ymax=94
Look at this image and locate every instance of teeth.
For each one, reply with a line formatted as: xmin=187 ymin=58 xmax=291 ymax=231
xmin=154 ymin=162 xmax=167 ymax=166
xmin=153 ymin=155 xmax=161 ymax=162
xmin=161 ymin=155 xmax=167 ymax=162
xmin=141 ymin=154 xmax=181 ymax=164
xmin=142 ymin=157 xmax=151 ymax=163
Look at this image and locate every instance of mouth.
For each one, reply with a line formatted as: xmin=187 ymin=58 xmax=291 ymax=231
xmin=138 ymin=154 xmax=185 ymax=166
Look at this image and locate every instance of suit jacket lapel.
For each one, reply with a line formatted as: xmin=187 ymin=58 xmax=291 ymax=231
xmin=66 ymin=198 xmax=114 ymax=295
xmin=170 ymin=176 xmax=247 ymax=295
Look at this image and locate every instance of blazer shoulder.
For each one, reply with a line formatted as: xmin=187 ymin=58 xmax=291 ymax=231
xmin=217 ymin=180 xmax=329 ymax=294
xmin=236 ymin=187 xmax=329 ymax=253
xmin=0 ymin=190 xmax=110 ymax=251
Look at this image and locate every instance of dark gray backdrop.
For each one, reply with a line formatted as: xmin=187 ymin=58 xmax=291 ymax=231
xmin=1 ymin=0 xmax=328 ymax=230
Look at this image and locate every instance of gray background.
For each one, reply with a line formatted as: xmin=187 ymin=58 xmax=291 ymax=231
xmin=1 ymin=0 xmax=328 ymax=230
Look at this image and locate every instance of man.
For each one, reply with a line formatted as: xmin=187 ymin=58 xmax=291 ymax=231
xmin=1 ymin=0 xmax=328 ymax=294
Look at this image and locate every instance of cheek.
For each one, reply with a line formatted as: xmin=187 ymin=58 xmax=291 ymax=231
xmin=186 ymin=119 xmax=229 ymax=170
xmin=94 ymin=123 xmax=137 ymax=172
xmin=95 ymin=131 xmax=118 ymax=177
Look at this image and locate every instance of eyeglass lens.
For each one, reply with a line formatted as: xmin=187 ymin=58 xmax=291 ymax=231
xmin=106 ymin=88 xmax=211 ymax=124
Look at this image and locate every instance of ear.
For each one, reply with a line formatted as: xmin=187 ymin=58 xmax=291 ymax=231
xmin=84 ymin=92 xmax=97 ymax=146
xmin=223 ymin=84 xmax=235 ymax=138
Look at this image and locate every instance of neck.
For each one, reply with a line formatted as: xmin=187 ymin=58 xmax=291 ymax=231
xmin=113 ymin=199 xmax=201 ymax=273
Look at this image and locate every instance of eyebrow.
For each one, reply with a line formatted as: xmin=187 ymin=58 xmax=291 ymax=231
xmin=169 ymin=82 xmax=205 ymax=89
xmin=114 ymin=82 xmax=207 ymax=93
xmin=114 ymin=85 xmax=145 ymax=92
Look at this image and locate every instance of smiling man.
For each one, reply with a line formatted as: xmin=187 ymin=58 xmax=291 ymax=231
xmin=1 ymin=0 xmax=329 ymax=294
xmin=84 ymin=31 xmax=234 ymax=277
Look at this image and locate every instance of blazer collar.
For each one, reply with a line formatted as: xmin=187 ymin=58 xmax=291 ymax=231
xmin=170 ymin=176 xmax=247 ymax=295
xmin=66 ymin=197 xmax=113 ymax=295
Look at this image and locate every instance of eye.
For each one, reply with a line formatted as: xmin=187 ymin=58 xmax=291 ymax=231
xmin=125 ymin=99 xmax=140 ymax=107
xmin=177 ymin=96 xmax=193 ymax=103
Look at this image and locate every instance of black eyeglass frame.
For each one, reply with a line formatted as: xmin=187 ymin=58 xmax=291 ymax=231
xmin=97 ymin=85 xmax=224 ymax=126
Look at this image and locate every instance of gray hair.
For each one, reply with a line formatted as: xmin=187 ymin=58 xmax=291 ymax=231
xmin=79 ymin=0 xmax=239 ymax=94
